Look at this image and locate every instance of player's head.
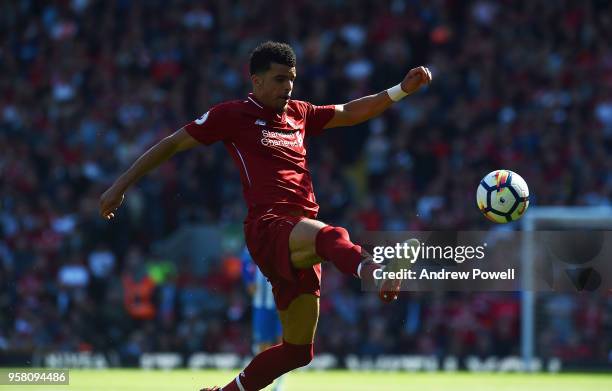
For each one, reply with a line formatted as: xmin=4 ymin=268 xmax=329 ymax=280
xmin=250 ymin=41 xmax=296 ymax=113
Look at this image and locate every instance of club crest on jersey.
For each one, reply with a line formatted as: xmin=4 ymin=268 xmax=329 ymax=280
xmin=255 ymin=119 xmax=267 ymax=126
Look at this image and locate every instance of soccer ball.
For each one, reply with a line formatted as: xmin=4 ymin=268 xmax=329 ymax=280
xmin=476 ymin=169 xmax=530 ymax=223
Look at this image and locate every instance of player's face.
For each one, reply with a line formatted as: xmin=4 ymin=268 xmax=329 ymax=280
xmin=253 ymin=63 xmax=296 ymax=113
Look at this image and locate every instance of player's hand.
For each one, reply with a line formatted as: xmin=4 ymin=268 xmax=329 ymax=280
xmin=400 ymin=66 xmax=432 ymax=95
xmin=99 ymin=185 xmax=125 ymax=220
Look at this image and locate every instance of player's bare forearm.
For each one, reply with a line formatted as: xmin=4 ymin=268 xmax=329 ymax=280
xmin=100 ymin=127 xmax=198 ymax=219
xmin=324 ymin=66 xmax=432 ymax=129
xmin=114 ymin=127 xmax=197 ymax=191
xmin=99 ymin=137 xmax=177 ymax=219
xmin=333 ymin=91 xmax=394 ymax=127
xmin=114 ymin=137 xmax=178 ymax=191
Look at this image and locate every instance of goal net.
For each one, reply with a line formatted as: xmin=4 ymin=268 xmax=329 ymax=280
xmin=520 ymin=206 xmax=612 ymax=370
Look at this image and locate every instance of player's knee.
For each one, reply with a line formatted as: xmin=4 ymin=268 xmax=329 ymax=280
xmin=283 ymin=342 xmax=313 ymax=368
xmin=316 ymin=225 xmax=351 ymax=246
xmin=334 ymin=226 xmax=350 ymax=241
xmin=297 ymin=348 xmax=314 ymax=368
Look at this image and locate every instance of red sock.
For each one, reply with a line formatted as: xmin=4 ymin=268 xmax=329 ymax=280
xmin=315 ymin=225 xmax=364 ymax=277
xmin=223 ymin=341 xmax=313 ymax=391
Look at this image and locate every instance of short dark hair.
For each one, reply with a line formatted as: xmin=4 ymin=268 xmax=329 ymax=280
xmin=249 ymin=41 xmax=296 ymax=75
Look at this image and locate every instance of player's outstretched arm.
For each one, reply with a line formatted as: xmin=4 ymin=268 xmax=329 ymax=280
xmin=324 ymin=66 xmax=432 ymax=129
xmin=99 ymin=128 xmax=199 ymax=220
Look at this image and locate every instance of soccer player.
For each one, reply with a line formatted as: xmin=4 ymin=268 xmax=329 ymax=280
xmin=241 ymin=247 xmax=285 ymax=391
xmin=99 ymin=41 xmax=431 ymax=391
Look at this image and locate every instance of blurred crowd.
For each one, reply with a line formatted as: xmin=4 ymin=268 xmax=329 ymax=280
xmin=1 ymin=0 xmax=611 ymax=366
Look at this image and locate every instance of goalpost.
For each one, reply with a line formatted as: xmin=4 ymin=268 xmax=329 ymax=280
xmin=520 ymin=206 xmax=612 ymax=370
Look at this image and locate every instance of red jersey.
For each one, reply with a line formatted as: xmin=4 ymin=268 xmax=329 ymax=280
xmin=185 ymin=93 xmax=336 ymax=217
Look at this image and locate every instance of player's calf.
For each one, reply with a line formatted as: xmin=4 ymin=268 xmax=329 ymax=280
xmin=294 ymin=220 xmax=419 ymax=303
xmin=221 ymin=341 xmax=313 ymax=391
xmin=314 ymin=225 xmax=363 ymax=276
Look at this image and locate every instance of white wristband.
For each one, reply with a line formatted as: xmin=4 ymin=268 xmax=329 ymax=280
xmin=386 ymin=83 xmax=408 ymax=102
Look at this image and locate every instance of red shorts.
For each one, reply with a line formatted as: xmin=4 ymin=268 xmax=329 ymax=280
xmin=244 ymin=210 xmax=321 ymax=311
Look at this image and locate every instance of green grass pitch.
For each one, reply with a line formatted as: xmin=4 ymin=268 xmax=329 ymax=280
xmin=4 ymin=369 xmax=612 ymax=391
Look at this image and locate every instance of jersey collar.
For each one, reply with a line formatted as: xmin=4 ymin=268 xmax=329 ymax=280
xmin=247 ymin=93 xmax=287 ymax=124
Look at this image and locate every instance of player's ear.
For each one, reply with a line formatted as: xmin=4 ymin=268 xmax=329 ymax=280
xmin=251 ymin=73 xmax=263 ymax=89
